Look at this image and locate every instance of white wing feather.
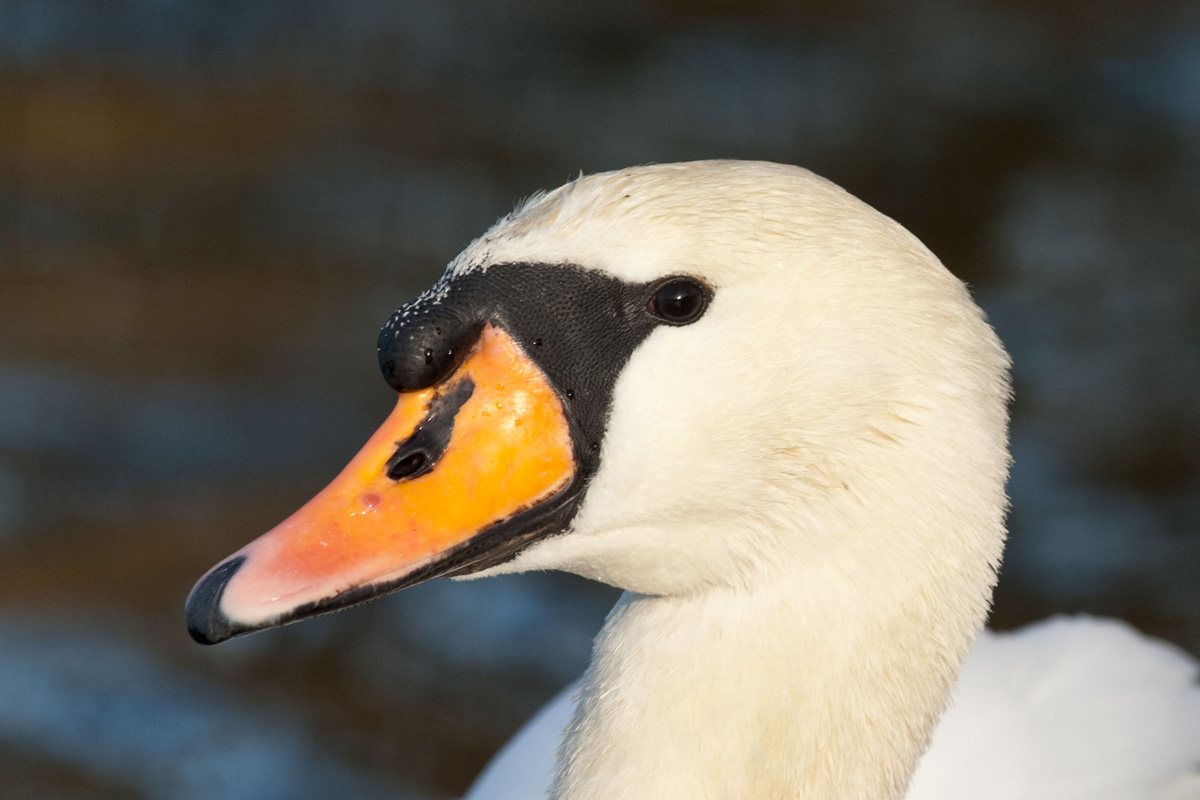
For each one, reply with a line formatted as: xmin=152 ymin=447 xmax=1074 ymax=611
xmin=908 ymin=617 xmax=1200 ymax=800
xmin=464 ymin=682 xmax=575 ymax=800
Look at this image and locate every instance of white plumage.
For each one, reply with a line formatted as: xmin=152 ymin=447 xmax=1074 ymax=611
xmin=468 ymin=618 xmax=1200 ymax=799
xmin=440 ymin=161 xmax=1200 ymax=799
xmin=910 ymin=618 xmax=1200 ymax=800
xmin=425 ymin=161 xmax=1199 ymax=798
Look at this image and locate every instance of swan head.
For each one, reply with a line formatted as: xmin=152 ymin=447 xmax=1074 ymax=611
xmin=187 ymin=160 xmax=1011 ymax=642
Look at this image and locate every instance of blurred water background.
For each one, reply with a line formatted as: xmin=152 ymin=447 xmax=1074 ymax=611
xmin=1 ymin=1 xmax=1198 ymax=797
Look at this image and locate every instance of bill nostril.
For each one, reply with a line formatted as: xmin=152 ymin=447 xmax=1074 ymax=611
xmin=387 ymin=450 xmax=429 ymax=481
xmin=384 ymin=377 xmax=476 ymax=482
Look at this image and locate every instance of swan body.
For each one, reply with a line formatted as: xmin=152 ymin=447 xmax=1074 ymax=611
xmin=188 ymin=161 xmax=1200 ymax=799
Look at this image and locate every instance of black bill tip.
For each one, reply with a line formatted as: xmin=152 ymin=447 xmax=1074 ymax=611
xmin=185 ymin=556 xmax=246 ymax=645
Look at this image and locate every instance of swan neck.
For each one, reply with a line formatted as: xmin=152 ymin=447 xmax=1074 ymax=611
xmin=552 ymin=570 xmax=986 ymax=800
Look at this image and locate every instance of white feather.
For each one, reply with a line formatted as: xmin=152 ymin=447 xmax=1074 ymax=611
xmin=467 ymin=618 xmax=1200 ymax=800
xmin=909 ymin=617 xmax=1200 ymax=800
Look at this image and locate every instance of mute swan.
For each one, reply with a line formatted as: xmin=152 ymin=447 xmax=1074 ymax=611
xmin=186 ymin=161 xmax=1200 ymax=800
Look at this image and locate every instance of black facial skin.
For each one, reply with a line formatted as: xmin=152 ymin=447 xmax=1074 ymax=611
xmin=186 ymin=263 xmax=710 ymax=644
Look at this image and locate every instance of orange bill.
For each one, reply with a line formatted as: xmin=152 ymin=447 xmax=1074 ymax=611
xmin=186 ymin=324 xmax=575 ymax=643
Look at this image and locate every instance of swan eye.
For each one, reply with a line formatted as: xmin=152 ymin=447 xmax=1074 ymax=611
xmin=648 ymin=278 xmax=708 ymax=325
